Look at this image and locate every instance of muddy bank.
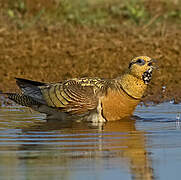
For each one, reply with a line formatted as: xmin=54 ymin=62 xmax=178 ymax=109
xmin=0 ymin=25 xmax=181 ymax=104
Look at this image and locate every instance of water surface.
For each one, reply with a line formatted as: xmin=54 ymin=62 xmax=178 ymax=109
xmin=0 ymin=101 xmax=181 ymax=180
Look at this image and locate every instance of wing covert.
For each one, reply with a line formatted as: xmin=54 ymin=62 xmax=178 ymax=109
xmin=40 ymin=79 xmax=104 ymax=115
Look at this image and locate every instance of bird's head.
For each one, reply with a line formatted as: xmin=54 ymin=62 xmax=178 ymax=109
xmin=128 ymin=56 xmax=156 ymax=84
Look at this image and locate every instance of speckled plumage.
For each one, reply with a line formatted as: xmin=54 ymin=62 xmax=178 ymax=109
xmin=5 ymin=56 xmax=156 ymax=122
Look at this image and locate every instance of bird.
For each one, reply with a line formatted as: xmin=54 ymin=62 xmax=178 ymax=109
xmin=3 ymin=56 xmax=156 ymax=122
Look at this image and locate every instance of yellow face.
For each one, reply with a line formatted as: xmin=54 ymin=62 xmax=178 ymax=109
xmin=128 ymin=56 xmax=156 ymax=84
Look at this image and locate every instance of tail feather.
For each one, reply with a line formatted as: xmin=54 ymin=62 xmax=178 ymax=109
xmin=1 ymin=78 xmax=47 ymax=106
xmin=4 ymin=93 xmax=41 ymax=107
xmin=15 ymin=78 xmax=46 ymax=87
xmin=15 ymin=78 xmax=46 ymax=104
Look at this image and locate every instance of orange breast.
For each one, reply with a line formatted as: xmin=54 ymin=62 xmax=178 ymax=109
xmin=101 ymin=88 xmax=140 ymax=121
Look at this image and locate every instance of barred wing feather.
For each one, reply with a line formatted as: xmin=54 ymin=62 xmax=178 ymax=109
xmin=40 ymin=79 xmax=102 ymax=115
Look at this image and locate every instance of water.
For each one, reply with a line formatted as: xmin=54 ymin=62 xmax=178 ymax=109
xmin=0 ymin=101 xmax=181 ymax=180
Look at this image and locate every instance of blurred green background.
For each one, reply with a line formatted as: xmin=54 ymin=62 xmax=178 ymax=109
xmin=1 ymin=0 xmax=181 ymax=28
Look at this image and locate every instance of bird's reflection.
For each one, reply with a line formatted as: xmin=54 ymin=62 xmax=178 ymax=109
xmin=17 ymin=117 xmax=154 ymax=180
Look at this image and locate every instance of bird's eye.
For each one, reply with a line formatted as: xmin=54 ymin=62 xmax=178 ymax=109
xmin=136 ymin=59 xmax=145 ymax=65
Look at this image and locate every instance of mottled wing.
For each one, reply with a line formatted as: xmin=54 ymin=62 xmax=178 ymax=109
xmin=40 ymin=78 xmax=106 ymax=115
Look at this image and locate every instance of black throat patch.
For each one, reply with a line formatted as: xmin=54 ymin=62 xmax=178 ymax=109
xmin=142 ymin=68 xmax=153 ymax=84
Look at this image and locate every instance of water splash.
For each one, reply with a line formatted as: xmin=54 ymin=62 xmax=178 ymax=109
xmin=162 ymin=86 xmax=166 ymax=93
xmin=169 ymin=99 xmax=175 ymax=104
xmin=176 ymin=113 xmax=181 ymax=129
xmin=176 ymin=113 xmax=180 ymax=121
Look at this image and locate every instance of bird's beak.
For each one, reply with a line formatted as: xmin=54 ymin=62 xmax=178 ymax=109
xmin=149 ymin=59 xmax=158 ymax=69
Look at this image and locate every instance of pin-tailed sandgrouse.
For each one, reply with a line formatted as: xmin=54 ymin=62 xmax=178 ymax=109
xmin=5 ymin=56 xmax=156 ymax=122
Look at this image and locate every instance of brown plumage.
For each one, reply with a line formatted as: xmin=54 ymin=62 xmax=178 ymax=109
xmin=5 ymin=56 xmax=156 ymax=122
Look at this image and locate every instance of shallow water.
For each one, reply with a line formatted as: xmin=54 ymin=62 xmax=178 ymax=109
xmin=0 ymin=101 xmax=181 ymax=180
